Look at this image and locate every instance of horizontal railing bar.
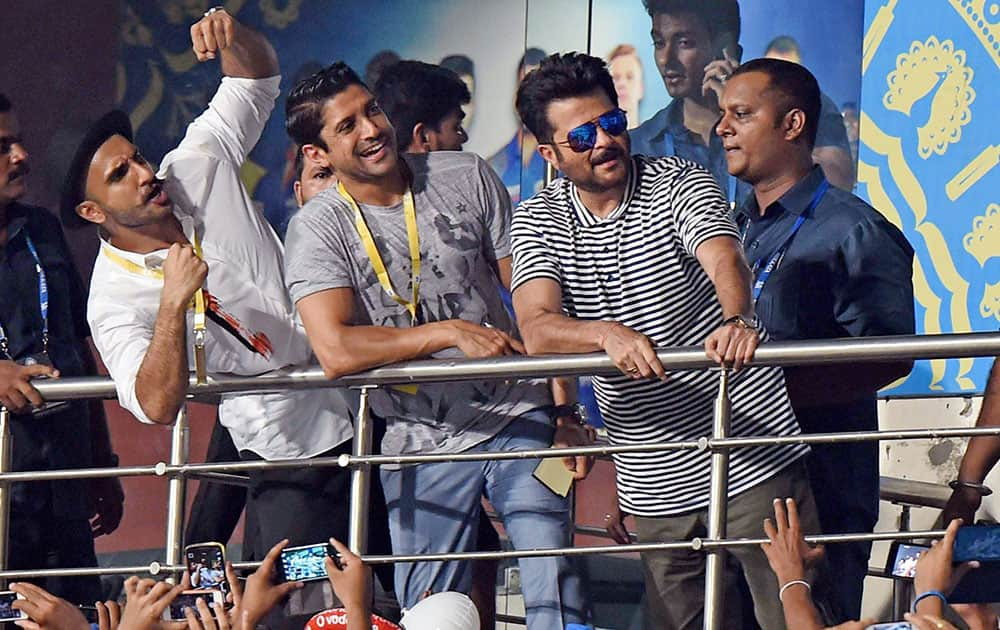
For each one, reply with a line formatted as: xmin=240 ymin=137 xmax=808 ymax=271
xmin=879 ymin=476 xmax=952 ymax=509
xmin=27 ymin=332 xmax=1000 ymax=401
xmin=185 ymin=471 xmax=253 ymax=487
xmin=0 ymin=529 xmax=946 ymax=579
xmin=5 ymin=426 xmax=999 ymax=483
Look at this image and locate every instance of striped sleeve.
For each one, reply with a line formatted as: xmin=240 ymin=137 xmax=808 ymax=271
xmin=669 ymin=164 xmax=740 ymax=257
xmin=510 ymin=201 xmax=561 ymax=291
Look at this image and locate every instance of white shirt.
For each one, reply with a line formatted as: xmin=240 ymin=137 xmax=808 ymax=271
xmin=88 ymin=75 xmax=355 ymax=460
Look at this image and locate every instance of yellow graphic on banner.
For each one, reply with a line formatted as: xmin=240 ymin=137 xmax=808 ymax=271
xmin=863 ymin=0 xmax=898 ymax=73
xmin=947 ymin=0 xmax=1000 ymax=71
xmin=964 ymin=203 xmax=1000 ymax=267
xmin=859 ymin=109 xmax=977 ymax=390
xmin=982 ymin=282 xmax=1000 ymax=321
xmin=883 ymin=36 xmax=975 ymax=159
xmin=260 ymin=0 xmax=303 ymax=29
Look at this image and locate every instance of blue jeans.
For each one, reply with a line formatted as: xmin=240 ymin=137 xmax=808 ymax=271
xmin=380 ymin=408 xmax=589 ymax=628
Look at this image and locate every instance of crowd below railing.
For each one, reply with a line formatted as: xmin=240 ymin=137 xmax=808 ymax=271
xmin=0 ymin=332 xmax=999 ymax=629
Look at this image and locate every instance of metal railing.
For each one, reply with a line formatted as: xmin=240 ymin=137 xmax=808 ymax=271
xmin=0 ymin=331 xmax=998 ymax=630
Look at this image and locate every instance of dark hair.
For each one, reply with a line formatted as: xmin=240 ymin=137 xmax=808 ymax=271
xmin=0 ymin=93 xmax=10 ymax=113
xmin=364 ymin=50 xmax=401 ymax=87
xmin=516 ymin=52 xmax=618 ymax=142
xmin=642 ymin=0 xmax=741 ymax=45
xmin=293 ymin=146 xmax=305 ymax=181
xmin=374 ymin=60 xmax=471 ymax=152
xmin=765 ymin=35 xmax=801 ymax=58
xmin=731 ymin=57 xmax=820 ymax=148
xmin=440 ymin=54 xmax=474 ymax=78
xmin=286 ymin=62 xmax=366 ymax=149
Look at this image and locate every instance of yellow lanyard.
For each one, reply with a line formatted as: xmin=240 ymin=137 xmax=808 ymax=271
xmin=337 ymin=181 xmax=421 ymax=325
xmin=101 ymin=235 xmax=209 ymax=384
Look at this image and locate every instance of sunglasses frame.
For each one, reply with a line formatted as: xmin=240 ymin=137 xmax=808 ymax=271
xmin=553 ymin=107 xmax=628 ymax=153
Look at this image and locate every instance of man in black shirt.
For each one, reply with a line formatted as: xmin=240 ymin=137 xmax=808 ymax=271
xmin=0 ymin=92 xmax=123 ymax=603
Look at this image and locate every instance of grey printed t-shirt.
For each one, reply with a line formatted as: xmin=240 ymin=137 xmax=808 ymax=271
xmin=285 ymin=151 xmax=550 ymax=458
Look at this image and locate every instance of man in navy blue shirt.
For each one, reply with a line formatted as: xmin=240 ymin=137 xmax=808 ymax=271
xmin=630 ymin=0 xmax=855 ymax=205
xmin=718 ymin=59 xmax=914 ymax=621
xmin=0 ymin=93 xmax=123 ymax=604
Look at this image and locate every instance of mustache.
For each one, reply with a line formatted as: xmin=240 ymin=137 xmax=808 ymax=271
xmin=357 ymin=134 xmax=390 ymax=155
xmin=591 ymin=147 xmax=621 ymax=165
xmin=142 ymin=179 xmax=164 ymax=204
xmin=7 ymin=162 xmax=30 ymax=179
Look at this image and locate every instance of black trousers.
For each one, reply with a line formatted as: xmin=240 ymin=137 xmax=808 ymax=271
xmin=185 ymin=416 xmax=255 ymax=554
xmin=241 ymin=441 xmax=395 ymax=592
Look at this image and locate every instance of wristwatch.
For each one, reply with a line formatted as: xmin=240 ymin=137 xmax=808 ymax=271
xmin=551 ymin=403 xmax=588 ymax=425
xmin=722 ymin=313 xmax=761 ymax=332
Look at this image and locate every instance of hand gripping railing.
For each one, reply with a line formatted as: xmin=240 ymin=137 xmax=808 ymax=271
xmin=0 ymin=331 xmax=999 ymax=630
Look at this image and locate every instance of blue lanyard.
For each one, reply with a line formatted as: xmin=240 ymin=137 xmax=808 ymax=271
xmin=743 ymin=179 xmax=830 ymax=304
xmin=661 ymin=131 xmax=738 ymax=208
xmin=0 ymin=231 xmax=49 ymax=358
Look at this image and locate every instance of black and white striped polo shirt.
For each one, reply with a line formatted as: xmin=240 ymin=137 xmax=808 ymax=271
xmin=511 ymin=155 xmax=806 ymax=517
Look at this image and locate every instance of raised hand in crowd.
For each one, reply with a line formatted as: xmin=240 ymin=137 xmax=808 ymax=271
xmin=118 ymin=576 xmax=187 ymax=630
xmin=0 ymin=359 xmax=58 ymax=413
xmin=761 ymin=498 xmax=874 ymax=630
xmin=9 ymin=582 xmax=91 ymax=630
xmin=96 ymin=600 xmax=122 ymax=630
xmin=324 ymin=538 xmax=372 ymax=630
xmin=233 ymin=539 xmax=304 ymax=630
xmin=912 ymin=518 xmax=978 ymax=617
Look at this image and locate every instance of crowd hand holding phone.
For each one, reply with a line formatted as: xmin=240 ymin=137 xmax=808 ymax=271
xmin=0 ymin=359 xmax=58 ymax=414
xmin=324 ymin=538 xmax=372 ymax=627
xmin=236 ymin=539 xmax=304 ymax=630
xmin=761 ymin=498 xmax=878 ymax=630
xmin=6 ymin=582 xmax=88 ymax=630
xmin=118 ymin=576 xmax=188 ymax=630
xmin=912 ymin=518 xmax=979 ymax=617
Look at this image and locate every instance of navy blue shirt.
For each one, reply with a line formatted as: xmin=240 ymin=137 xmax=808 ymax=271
xmin=0 ymin=203 xmax=95 ymax=518
xmin=735 ymin=166 xmax=914 ymax=348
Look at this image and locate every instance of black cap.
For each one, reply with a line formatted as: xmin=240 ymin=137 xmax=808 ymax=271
xmin=59 ymin=110 xmax=133 ymax=228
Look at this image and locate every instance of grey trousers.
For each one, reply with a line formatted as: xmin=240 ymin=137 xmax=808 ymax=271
xmin=633 ymin=460 xmax=820 ymax=630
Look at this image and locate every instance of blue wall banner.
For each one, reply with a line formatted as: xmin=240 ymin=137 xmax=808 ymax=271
xmin=858 ymin=0 xmax=999 ymax=395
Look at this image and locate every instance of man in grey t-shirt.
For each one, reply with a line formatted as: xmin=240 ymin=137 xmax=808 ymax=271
xmin=282 ymin=62 xmax=590 ymax=629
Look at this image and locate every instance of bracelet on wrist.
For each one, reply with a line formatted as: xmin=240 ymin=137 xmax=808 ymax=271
xmin=949 ymin=480 xmax=992 ymax=496
xmin=778 ymin=579 xmax=810 ymax=602
xmin=912 ymin=589 xmax=947 ymax=613
xmin=551 ymin=403 xmax=587 ymax=425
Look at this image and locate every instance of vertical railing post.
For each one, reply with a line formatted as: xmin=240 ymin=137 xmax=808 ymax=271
xmin=704 ymin=368 xmax=732 ymax=630
xmin=348 ymin=386 xmax=375 ymax=554
xmin=164 ymin=405 xmax=189 ymax=580
xmin=0 ymin=406 xmax=11 ymax=588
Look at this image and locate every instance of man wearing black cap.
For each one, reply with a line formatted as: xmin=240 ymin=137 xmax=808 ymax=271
xmin=62 ymin=9 xmax=394 ymax=579
xmin=0 ymin=92 xmax=123 ymax=604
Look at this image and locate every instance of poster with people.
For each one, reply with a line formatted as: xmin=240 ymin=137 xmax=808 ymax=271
xmin=109 ymin=1 xmax=1000 ymax=396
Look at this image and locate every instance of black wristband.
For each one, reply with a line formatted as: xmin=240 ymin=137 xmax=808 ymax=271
xmin=949 ymin=480 xmax=992 ymax=496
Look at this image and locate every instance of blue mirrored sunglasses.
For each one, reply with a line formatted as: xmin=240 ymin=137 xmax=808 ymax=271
xmin=557 ymin=108 xmax=628 ymax=153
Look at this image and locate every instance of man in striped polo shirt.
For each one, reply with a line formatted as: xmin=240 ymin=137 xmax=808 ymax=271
xmin=510 ymin=52 xmax=816 ymax=629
